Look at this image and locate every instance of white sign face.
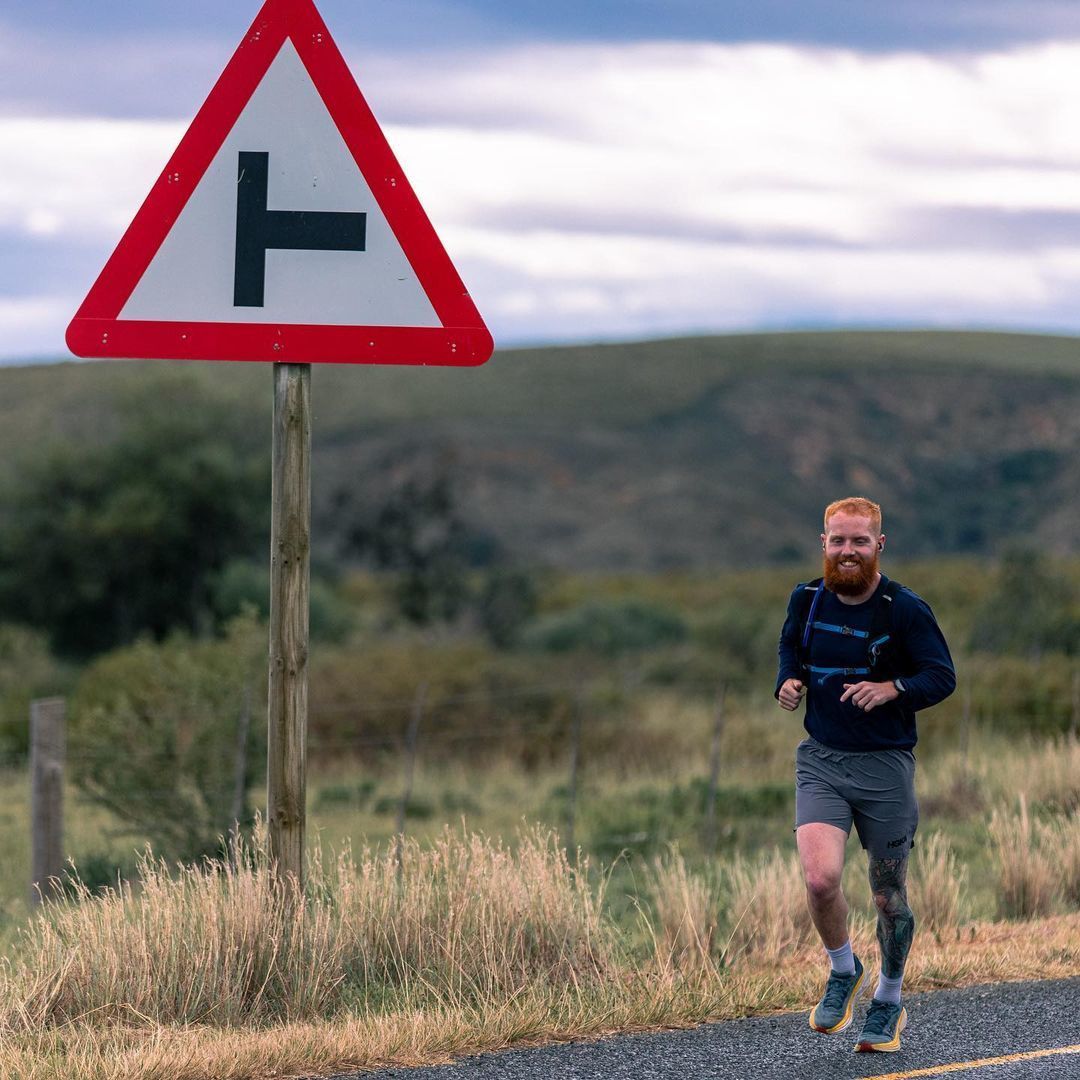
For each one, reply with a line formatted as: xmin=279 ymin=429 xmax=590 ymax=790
xmin=67 ymin=0 xmax=492 ymax=366
xmin=120 ymin=41 xmax=439 ymax=328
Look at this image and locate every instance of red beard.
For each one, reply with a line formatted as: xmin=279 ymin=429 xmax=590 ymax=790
xmin=823 ymin=550 xmax=879 ymax=596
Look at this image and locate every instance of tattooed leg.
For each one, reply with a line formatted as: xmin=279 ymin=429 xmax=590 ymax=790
xmin=868 ymin=854 xmax=915 ymax=979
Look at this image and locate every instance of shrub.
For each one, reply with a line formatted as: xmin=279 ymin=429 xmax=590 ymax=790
xmin=307 ymin=641 xmax=583 ymax=768
xmin=372 ymin=795 xmax=434 ymax=820
xmin=338 ymin=464 xmax=477 ymax=627
xmin=211 ymin=560 xmax=354 ymax=643
xmin=313 ymin=779 xmax=377 ymax=812
xmin=0 ymin=379 xmax=268 ymax=657
xmin=477 ymin=567 xmax=540 ymax=649
xmin=522 ymin=599 xmax=687 ymax=657
xmin=692 ymin=604 xmax=776 ymax=674
xmin=57 ymin=851 xmax=139 ymax=899
xmin=930 ymin=654 xmax=1079 ymax=739
xmin=968 ymin=549 xmax=1079 ymax=658
xmin=69 ymin=614 xmax=266 ymax=862
xmin=0 ymin=624 xmax=67 ymax=759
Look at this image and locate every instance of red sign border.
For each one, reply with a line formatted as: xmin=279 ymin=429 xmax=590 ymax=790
xmin=65 ymin=0 xmax=493 ymax=366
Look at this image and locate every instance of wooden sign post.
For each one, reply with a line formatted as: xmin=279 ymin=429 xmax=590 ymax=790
xmin=65 ymin=0 xmax=492 ymax=892
xmin=267 ymin=363 xmax=311 ymax=887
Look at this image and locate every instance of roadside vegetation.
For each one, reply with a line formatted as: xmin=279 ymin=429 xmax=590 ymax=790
xmin=0 ymin=552 xmax=1077 ymax=1078
xmin=0 ymin=333 xmax=1076 ymax=1076
xmin=2 ymin=789 xmax=1080 ymax=1078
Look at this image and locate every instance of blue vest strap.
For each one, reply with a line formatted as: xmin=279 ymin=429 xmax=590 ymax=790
xmin=804 ymin=664 xmax=871 ymax=686
xmin=811 ymin=621 xmax=869 ymax=639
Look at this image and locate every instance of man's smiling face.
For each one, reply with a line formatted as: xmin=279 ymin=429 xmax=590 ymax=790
xmin=821 ymin=510 xmax=883 ymax=596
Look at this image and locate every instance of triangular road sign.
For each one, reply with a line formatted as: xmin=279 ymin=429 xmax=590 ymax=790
xmin=66 ymin=0 xmax=493 ymax=366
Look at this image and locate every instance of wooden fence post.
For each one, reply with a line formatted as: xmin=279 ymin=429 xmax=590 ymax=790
xmin=703 ymin=682 xmax=726 ymax=854
xmin=267 ymin=363 xmax=311 ymax=890
xmin=30 ymin=697 xmax=65 ymax=906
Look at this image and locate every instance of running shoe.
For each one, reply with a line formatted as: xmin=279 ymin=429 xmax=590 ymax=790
xmin=854 ymin=998 xmax=908 ymax=1052
xmin=809 ymin=954 xmax=865 ymax=1033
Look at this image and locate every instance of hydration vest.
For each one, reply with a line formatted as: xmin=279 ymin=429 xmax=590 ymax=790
xmin=794 ymin=577 xmax=907 ymax=686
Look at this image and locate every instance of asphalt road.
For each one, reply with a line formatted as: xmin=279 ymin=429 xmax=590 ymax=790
xmin=315 ymin=977 xmax=1080 ymax=1080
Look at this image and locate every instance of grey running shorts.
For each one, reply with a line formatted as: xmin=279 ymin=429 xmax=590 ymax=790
xmin=795 ymin=736 xmax=918 ymax=858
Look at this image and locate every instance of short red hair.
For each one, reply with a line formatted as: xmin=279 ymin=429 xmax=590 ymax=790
xmin=824 ymin=497 xmax=882 ymax=534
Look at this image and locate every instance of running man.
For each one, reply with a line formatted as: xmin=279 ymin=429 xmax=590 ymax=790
xmin=776 ymin=497 xmax=956 ymax=1053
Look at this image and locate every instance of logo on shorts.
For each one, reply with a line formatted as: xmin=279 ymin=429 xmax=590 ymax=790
xmin=887 ymin=836 xmax=907 ymax=849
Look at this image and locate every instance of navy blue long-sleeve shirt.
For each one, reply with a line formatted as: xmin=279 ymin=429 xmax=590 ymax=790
xmin=775 ymin=574 xmax=955 ymax=751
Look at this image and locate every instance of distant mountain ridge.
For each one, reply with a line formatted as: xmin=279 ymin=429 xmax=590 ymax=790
xmin=4 ymin=330 xmax=1078 ymax=569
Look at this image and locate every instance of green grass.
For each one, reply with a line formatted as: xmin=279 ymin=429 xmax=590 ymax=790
xmin=3 ymin=777 xmax=1080 ymax=1080
xmin=0 ymin=769 xmax=143 ymax=955
xmin=4 ymin=719 xmax=1080 ymax=1079
xmin=3 ymin=704 xmax=1072 ymax=949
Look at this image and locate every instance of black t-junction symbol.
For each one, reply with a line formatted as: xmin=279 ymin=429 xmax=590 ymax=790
xmin=233 ymin=150 xmax=367 ymax=307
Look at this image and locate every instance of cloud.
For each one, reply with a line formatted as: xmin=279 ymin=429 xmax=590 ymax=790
xmin=5 ymin=37 xmax=1080 ymax=358
xmin=894 ymin=206 xmax=1080 ymax=249
xmin=0 ymin=295 xmax=80 ymax=362
xmin=0 ymin=22 xmax=225 ymax=119
xmin=0 ymin=118 xmax=183 ymax=239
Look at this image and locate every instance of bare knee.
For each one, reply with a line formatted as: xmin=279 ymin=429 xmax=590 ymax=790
xmin=797 ymin=823 xmax=848 ymax=906
xmin=805 ymin=870 xmax=843 ymax=902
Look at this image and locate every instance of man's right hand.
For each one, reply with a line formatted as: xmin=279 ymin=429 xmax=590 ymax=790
xmin=778 ymin=678 xmax=806 ymax=711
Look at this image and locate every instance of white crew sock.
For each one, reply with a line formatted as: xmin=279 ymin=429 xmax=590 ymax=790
xmin=825 ymin=939 xmax=855 ymax=975
xmin=875 ymin=973 xmax=903 ymax=1004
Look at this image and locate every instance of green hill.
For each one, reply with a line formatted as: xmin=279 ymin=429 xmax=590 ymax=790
xmin=4 ymin=329 xmax=1078 ymax=569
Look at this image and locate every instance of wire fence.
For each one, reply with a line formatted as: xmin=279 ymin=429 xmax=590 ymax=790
xmin=4 ymin=675 xmax=733 ymax=905
xmin=6 ymin=661 xmax=1079 ymax=907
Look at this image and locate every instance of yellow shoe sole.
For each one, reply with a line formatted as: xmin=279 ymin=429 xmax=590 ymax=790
xmin=854 ymin=1005 xmax=908 ymax=1052
xmin=809 ymin=967 xmax=865 ymax=1034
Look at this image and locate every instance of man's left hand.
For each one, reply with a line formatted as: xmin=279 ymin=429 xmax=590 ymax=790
xmin=840 ymin=680 xmax=899 ymax=712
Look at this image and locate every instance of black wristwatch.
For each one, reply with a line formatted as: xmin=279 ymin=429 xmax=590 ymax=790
xmin=893 ymin=678 xmax=906 ymax=694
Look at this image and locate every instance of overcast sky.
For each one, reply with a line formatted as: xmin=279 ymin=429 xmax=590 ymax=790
xmin=4 ymin=0 xmax=1080 ymax=361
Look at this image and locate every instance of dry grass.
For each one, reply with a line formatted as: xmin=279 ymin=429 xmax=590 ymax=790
xmin=917 ymin=759 xmax=991 ymax=820
xmin=921 ymin=733 xmax=1080 ymax=818
xmin=910 ymin=831 xmax=966 ymax=940
xmin=338 ymin=827 xmax=613 ymax=1001
xmin=3 ymin=825 xmax=614 ymax=1036
xmin=14 ymin=847 xmax=346 ymax=1029
xmin=7 ymin=724 xmax=1080 ymax=1079
xmin=1050 ymin=810 xmax=1080 ymax=907
xmin=724 ymin=847 xmax=820 ymax=965
xmin=646 ymin=846 xmax=825 ymax=971
xmin=988 ymin=794 xmax=1056 ymax=920
xmin=646 ymin=848 xmax=721 ymax=973
xmin=5 ymin=913 xmax=1080 ymax=1080
xmin=4 ymin=821 xmax=1080 ymax=1079
xmin=1015 ymin=735 xmax=1080 ymax=812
